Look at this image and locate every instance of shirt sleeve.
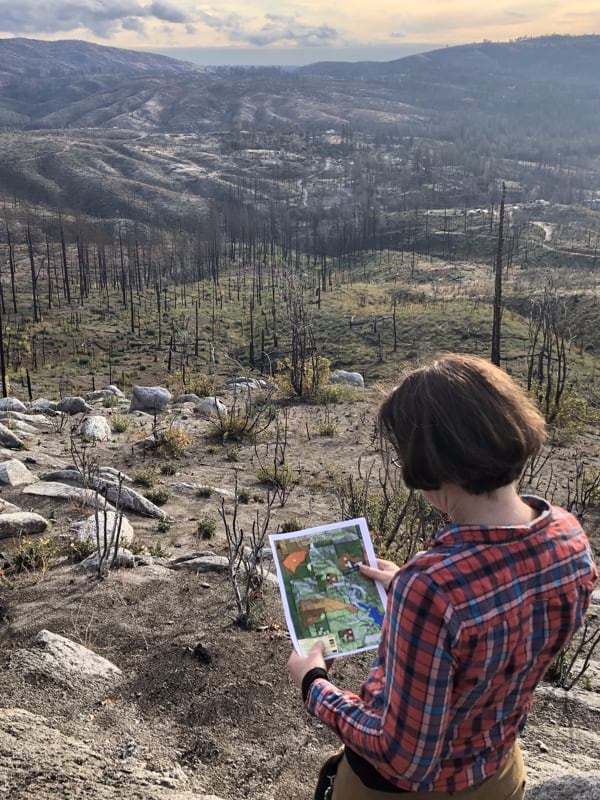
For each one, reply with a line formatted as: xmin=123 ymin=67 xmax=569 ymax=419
xmin=305 ymin=571 xmax=461 ymax=786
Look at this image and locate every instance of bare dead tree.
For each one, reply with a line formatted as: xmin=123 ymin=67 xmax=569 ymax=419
xmin=219 ymin=476 xmax=276 ymax=629
xmin=526 ymin=285 xmax=570 ymax=422
xmin=491 ymin=182 xmax=506 ymax=366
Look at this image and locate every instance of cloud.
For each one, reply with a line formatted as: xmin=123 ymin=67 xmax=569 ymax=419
xmin=0 ymin=0 xmax=193 ymax=38
xmin=0 ymin=0 xmax=340 ymax=48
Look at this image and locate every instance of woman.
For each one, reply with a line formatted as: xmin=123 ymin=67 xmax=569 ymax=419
xmin=288 ymin=354 xmax=598 ymax=799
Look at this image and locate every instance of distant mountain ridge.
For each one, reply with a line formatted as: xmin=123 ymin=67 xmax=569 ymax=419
xmin=0 ymin=34 xmax=599 ymax=134
xmin=0 ymin=37 xmax=198 ymax=81
xmin=301 ymin=34 xmax=600 ymax=85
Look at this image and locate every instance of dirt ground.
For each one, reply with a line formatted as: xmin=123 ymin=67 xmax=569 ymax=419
xmin=1 ymin=389 xmax=600 ymax=799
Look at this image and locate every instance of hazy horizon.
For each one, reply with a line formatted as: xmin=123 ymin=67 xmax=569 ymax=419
xmin=135 ymin=42 xmax=445 ymax=67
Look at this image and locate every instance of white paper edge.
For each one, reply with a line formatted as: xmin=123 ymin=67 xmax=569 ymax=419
xmin=269 ymin=517 xmax=388 ymax=659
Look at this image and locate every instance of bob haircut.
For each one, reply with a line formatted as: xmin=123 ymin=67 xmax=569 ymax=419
xmin=378 ymin=354 xmax=547 ymax=495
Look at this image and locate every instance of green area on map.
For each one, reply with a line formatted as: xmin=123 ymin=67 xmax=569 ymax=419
xmin=274 ymin=524 xmax=385 ymax=656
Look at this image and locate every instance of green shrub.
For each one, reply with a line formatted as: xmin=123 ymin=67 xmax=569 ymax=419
xmin=238 ymin=488 xmax=251 ymax=504
xmin=196 ymin=486 xmax=212 ymax=499
xmin=157 ymin=517 xmax=172 ymax=533
xmin=257 ymin=463 xmax=298 ymax=493
xmin=279 ymin=518 xmax=302 ymax=533
xmin=148 ymin=540 xmax=171 ymax=557
xmin=197 ymin=518 xmax=216 ymax=540
xmin=111 ymin=414 xmax=129 ymax=433
xmin=144 ymin=487 xmax=171 ymax=506
xmin=67 ymin=538 xmax=96 ymax=562
xmin=160 ymin=463 xmax=177 ymax=476
xmin=158 ymin=426 xmax=191 ymax=458
xmin=313 ymin=385 xmax=360 ymax=405
xmin=13 ymin=537 xmax=59 ymax=572
xmin=134 ymin=468 xmax=157 ymax=488
xmin=102 ymin=395 xmax=120 ymax=408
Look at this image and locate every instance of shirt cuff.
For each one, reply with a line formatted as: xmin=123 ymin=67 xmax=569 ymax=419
xmin=302 ymin=667 xmax=328 ymax=703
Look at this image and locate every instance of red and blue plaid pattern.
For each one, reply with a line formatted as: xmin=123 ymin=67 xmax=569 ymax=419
xmin=306 ymin=497 xmax=598 ymax=792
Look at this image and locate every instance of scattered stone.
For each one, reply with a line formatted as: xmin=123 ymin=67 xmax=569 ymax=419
xmin=537 ymin=740 xmax=550 ymax=753
xmin=329 ymin=369 xmax=365 ymax=388
xmin=0 ymin=411 xmax=54 ymax=429
xmin=4 ymin=419 xmax=39 ymax=436
xmin=0 ymin=498 xmax=21 ymax=514
xmin=168 ymin=554 xmax=229 ymax=574
xmin=81 ymin=416 xmax=112 ymax=442
xmin=86 ymin=389 xmax=119 ymax=403
xmin=196 ymin=397 xmax=227 ymax=417
xmin=107 ymin=385 xmax=125 ymax=398
xmin=591 ymin=590 xmax=600 ymax=606
xmin=169 ymin=482 xmax=235 ymax=500
xmin=29 ymin=398 xmax=59 ymax=414
xmin=0 ymin=459 xmax=38 ymax=487
xmin=79 ymin=547 xmax=137 ymax=572
xmin=97 ymin=481 xmax=167 ymax=519
xmin=0 ymin=397 xmax=27 ymax=413
xmin=129 ymin=385 xmax=172 ymax=414
xmin=56 ymin=396 xmax=93 ymax=415
xmin=23 ymin=629 xmax=122 ymax=682
xmin=0 ymin=512 xmax=48 ymax=540
xmin=23 ymin=482 xmax=116 ymax=512
xmin=173 ymin=393 xmax=202 ymax=404
xmin=0 ymin=423 xmax=24 ymax=450
xmin=72 ymin=510 xmax=134 ymax=546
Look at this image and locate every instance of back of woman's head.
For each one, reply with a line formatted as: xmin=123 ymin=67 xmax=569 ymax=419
xmin=378 ymin=354 xmax=547 ymax=495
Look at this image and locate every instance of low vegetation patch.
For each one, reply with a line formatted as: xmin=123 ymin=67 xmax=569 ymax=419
xmin=144 ymin=486 xmax=171 ymax=506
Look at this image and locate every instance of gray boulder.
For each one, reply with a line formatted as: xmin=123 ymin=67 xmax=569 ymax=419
xmin=23 ymin=482 xmax=115 ymax=512
xmin=29 ymin=398 xmax=59 ymax=414
xmin=0 ymin=411 xmax=54 ymax=430
xmin=86 ymin=389 xmax=118 ymax=403
xmin=0 ymin=512 xmax=48 ymax=539
xmin=329 ymin=369 xmax=365 ymax=388
xmin=0 ymin=397 xmax=27 ymax=413
xmin=129 ymin=386 xmax=172 ymax=414
xmin=81 ymin=416 xmax=112 ymax=442
xmin=107 ymin=385 xmax=125 ymax=398
xmin=168 ymin=554 xmax=229 ymax=574
xmin=0 ymin=459 xmax=38 ymax=487
xmin=56 ymin=396 xmax=93 ymax=415
xmin=173 ymin=393 xmax=202 ymax=405
xmin=79 ymin=547 xmax=137 ymax=572
xmin=19 ymin=629 xmax=122 ymax=682
xmin=97 ymin=481 xmax=167 ymax=519
xmin=196 ymin=397 xmax=227 ymax=417
xmin=0 ymin=423 xmax=24 ymax=450
xmin=0 ymin=498 xmax=21 ymax=513
xmin=72 ymin=510 xmax=134 ymax=546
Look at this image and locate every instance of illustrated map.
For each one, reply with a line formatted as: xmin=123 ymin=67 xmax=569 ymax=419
xmin=270 ymin=519 xmax=387 ymax=658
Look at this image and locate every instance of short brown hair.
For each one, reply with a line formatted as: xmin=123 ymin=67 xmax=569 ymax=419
xmin=378 ymin=354 xmax=547 ymax=495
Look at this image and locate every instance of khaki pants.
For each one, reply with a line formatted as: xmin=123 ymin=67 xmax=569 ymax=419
xmin=331 ymin=744 xmax=526 ymax=800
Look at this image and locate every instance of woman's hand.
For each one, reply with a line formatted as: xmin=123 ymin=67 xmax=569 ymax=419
xmin=288 ymin=640 xmax=327 ymax=689
xmin=360 ymin=558 xmax=400 ymax=591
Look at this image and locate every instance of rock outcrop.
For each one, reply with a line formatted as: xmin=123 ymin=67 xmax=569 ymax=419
xmin=129 ymin=385 xmax=172 ymax=414
xmin=81 ymin=415 xmax=112 ymax=442
xmin=56 ymin=396 xmax=93 ymax=415
xmin=329 ymin=369 xmax=365 ymax=388
xmin=0 ymin=512 xmax=48 ymax=539
xmin=0 ymin=459 xmax=37 ymax=487
xmin=0 ymin=422 xmax=24 ymax=449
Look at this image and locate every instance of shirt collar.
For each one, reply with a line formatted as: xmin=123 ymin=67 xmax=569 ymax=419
xmin=430 ymin=496 xmax=553 ymax=547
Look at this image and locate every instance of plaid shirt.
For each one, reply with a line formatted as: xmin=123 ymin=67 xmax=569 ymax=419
xmin=306 ymin=497 xmax=598 ymax=792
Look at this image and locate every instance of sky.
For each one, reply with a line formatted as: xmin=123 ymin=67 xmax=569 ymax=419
xmin=0 ymin=1 xmax=598 ymax=65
